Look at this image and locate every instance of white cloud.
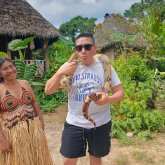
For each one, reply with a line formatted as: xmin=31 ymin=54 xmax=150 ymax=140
xmin=26 ymin=0 xmax=141 ymax=28
xmin=82 ymin=0 xmax=98 ymax=3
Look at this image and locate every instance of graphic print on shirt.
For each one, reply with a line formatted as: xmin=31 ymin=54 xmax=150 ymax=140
xmin=71 ymin=72 xmax=103 ymax=102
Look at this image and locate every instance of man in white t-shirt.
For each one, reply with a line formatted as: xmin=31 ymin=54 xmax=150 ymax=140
xmin=45 ymin=33 xmax=124 ymax=165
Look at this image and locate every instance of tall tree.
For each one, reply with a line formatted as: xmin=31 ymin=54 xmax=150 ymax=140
xmin=124 ymin=0 xmax=165 ymax=57
xmin=124 ymin=0 xmax=165 ymax=22
xmin=59 ymin=16 xmax=96 ymax=42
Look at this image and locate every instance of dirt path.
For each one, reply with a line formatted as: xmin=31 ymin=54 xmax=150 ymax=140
xmin=43 ymin=104 xmax=165 ymax=165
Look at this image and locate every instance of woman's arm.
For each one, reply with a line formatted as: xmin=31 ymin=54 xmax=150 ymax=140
xmin=24 ymin=80 xmax=45 ymax=130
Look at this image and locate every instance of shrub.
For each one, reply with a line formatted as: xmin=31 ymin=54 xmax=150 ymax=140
xmin=111 ymin=53 xmax=165 ymax=140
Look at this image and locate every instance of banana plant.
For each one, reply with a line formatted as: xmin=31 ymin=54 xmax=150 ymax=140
xmin=8 ymin=37 xmax=35 ymax=60
xmin=8 ymin=37 xmax=42 ymax=86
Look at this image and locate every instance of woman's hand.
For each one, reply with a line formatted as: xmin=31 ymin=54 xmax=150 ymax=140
xmin=0 ymin=137 xmax=12 ymax=152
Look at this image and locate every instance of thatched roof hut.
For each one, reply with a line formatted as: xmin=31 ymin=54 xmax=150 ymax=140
xmin=94 ymin=13 xmax=147 ymax=60
xmin=0 ymin=0 xmax=60 ymax=71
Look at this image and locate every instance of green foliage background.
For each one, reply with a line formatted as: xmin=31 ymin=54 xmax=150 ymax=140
xmin=34 ymin=38 xmax=73 ymax=112
xmin=33 ymin=0 xmax=165 ymax=140
xmin=111 ymin=53 xmax=165 ymax=141
xmin=59 ymin=16 xmax=96 ymax=42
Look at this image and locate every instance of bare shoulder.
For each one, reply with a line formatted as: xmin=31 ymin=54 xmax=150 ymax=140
xmin=0 ymin=83 xmax=4 ymax=92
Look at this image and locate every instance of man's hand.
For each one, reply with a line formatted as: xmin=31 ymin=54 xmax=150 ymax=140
xmin=94 ymin=92 xmax=110 ymax=105
xmin=94 ymin=85 xmax=124 ymax=105
xmin=45 ymin=61 xmax=77 ymax=95
xmin=59 ymin=62 xmax=77 ymax=76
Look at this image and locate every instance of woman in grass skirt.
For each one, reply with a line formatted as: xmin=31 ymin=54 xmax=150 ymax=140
xmin=0 ymin=58 xmax=54 ymax=165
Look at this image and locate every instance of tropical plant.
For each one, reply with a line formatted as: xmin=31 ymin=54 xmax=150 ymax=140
xmin=124 ymin=0 xmax=165 ymax=58
xmin=111 ymin=32 xmax=136 ymax=53
xmin=8 ymin=37 xmax=35 ymax=60
xmin=124 ymin=0 xmax=165 ymax=22
xmin=35 ymin=84 xmax=67 ymax=112
xmin=14 ymin=60 xmax=37 ymax=82
xmin=48 ymin=37 xmax=74 ymax=67
xmin=111 ymin=53 xmax=165 ymax=141
xmin=125 ymin=0 xmax=165 ymax=73
xmin=33 ymin=38 xmax=72 ymax=111
xmin=8 ymin=37 xmax=41 ymax=86
xmin=0 ymin=52 xmax=9 ymax=58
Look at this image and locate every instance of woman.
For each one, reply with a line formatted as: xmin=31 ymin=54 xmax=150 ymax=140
xmin=0 ymin=58 xmax=53 ymax=165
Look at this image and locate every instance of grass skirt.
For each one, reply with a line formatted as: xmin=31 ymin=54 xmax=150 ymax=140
xmin=0 ymin=117 xmax=54 ymax=165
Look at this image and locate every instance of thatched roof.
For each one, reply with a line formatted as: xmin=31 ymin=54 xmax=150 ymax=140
xmin=94 ymin=13 xmax=147 ymax=51
xmin=0 ymin=0 xmax=60 ymax=39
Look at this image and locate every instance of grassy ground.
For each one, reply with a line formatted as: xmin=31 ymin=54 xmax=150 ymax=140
xmin=43 ymin=104 xmax=165 ymax=165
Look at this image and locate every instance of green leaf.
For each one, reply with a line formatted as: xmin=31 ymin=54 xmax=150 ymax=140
xmin=21 ymin=37 xmax=36 ymax=47
xmin=31 ymin=82 xmax=43 ymax=86
xmin=24 ymin=64 xmax=37 ymax=80
xmin=8 ymin=39 xmax=27 ymax=51
xmin=14 ymin=60 xmax=26 ymax=78
xmin=8 ymin=36 xmax=36 ymax=60
xmin=0 ymin=52 xmax=9 ymax=58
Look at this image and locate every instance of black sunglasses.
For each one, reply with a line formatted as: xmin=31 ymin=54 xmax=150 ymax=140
xmin=75 ymin=44 xmax=93 ymax=51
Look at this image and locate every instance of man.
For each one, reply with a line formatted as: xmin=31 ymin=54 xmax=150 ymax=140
xmin=45 ymin=33 xmax=124 ymax=165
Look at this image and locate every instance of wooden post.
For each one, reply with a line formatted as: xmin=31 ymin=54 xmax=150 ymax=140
xmin=7 ymin=43 xmax=11 ymax=59
xmin=43 ymin=39 xmax=49 ymax=72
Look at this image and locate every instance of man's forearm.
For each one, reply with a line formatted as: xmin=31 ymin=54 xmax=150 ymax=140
xmin=108 ymin=85 xmax=124 ymax=103
xmin=45 ymin=71 xmax=64 ymax=95
xmin=108 ymin=90 xmax=124 ymax=103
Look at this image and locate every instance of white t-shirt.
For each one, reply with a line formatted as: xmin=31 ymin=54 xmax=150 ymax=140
xmin=66 ymin=58 xmax=121 ymax=128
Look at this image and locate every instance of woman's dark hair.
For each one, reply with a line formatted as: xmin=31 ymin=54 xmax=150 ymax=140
xmin=0 ymin=58 xmax=14 ymax=82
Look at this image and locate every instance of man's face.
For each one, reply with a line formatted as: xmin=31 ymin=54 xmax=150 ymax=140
xmin=74 ymin=37 xmax=96 ymax=66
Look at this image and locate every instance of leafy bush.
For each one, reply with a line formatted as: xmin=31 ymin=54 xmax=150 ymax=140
xmin=34 ymin=83 xmax=67 ymax=112
xmin=48 ymin=38 xmax=73 ymax=67
xmin=111 ymin=53 xmax=165 ymax=140
xmin=34 ymin=38 xmax=73 ymax=112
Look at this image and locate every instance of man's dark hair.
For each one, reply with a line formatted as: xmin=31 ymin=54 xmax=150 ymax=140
xmin=75 ymin=33 xmax=95 ymax=44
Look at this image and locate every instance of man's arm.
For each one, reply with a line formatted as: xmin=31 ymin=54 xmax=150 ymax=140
xmin=108 ymin=84 xmax=124 ymax=103
xmin=45 ymin=70 xmax=64 ymax=95
xmin=45 ymin=62 xmax=77 ymax=95
xmin=95 ymin=84 xmax=124 ymax=105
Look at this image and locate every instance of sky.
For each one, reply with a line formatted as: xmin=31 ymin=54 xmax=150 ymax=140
xmin=26 ymin=0 xmax=141 ymax=28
